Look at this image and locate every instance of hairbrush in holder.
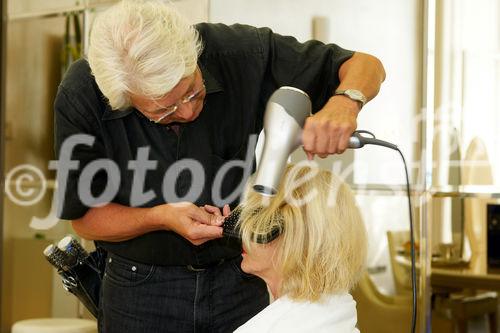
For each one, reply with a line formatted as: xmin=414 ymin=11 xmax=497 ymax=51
xmin=43 ymin=235 xmax=106 ymax=318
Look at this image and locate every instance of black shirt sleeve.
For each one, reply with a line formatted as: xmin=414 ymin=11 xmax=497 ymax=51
xmin=257 ymin=27 xmax=354 ymax=112
xmin=54 ymin=84 xmax=109 ymax=220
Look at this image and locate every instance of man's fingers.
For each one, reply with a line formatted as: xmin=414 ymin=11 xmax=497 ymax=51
xmin=329 ymin=128 xmax=343 ymax=154
xmin=337 ymin=124 xmax=356 ymax=152
xmin=194 ymin=224 xmax=223 ymax=238
xmin=315 ymin=125 xmax=331 ymax=154
xmin=203 ymin=204 xmax=222 ymax=216
xmin=188 ymin=225 xmax=223 ymax=245
xmin=223 ymin=204 xmax=230 ymax=217
xmin=192 ymin=207 xmax=224 ymax=226
xmin=302 ymin=118 xmax=317 ymax=159
xmin=303 ymin=148 xmax=315 ymax=160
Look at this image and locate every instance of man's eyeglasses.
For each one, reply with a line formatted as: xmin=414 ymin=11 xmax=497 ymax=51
xmin=151 ymin=83 xmax=206 ymax=124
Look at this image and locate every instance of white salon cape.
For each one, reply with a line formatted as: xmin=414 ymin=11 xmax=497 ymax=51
xmin=234 ymin=293 xmax=359 ymax=333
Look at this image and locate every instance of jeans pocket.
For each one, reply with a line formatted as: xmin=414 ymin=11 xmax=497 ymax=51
xmin=104 ymin=254 xmax=156 ymax=287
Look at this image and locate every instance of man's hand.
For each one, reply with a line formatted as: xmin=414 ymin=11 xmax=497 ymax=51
xmin=302 ymin=95 xmax=359 ymax=159
xmin=302 ymin=52 xmax=385 ymax=159
xmin=151 ymin=202 xmax=225 ymax=246
xmin=202 ymin=204 xmax=231 ymax=218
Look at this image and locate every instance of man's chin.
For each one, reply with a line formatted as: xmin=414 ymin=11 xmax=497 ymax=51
xmin=169 ymin=114 xmax=201 ymax=124
xmin=160 ymin=119 xmax=190 ymax=126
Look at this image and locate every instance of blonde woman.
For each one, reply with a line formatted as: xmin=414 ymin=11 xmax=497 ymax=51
xmin=233 ymin=164 xmax=367 ymax=332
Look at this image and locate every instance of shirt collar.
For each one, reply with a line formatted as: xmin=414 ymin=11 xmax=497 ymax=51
xmin=102 ymin=63 xmax=223 ymax=121
xmin=199 ymin=64 xmax=223 ymax=94
xmin=101 ymin=105 xmax=134 ymax=121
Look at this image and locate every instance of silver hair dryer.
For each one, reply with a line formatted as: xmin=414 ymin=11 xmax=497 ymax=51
xmin=253 ymin=86 xmax=396 ymax=196
xmin=253 ymin=87 xmax=311 ymax=196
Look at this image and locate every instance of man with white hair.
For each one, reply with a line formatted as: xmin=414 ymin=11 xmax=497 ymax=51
xmin=53 ymin=0 xmax=385 ymax=332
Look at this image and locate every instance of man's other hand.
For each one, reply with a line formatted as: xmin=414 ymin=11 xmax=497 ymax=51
xmin=152 ymin=202 xmax=225 ymax=246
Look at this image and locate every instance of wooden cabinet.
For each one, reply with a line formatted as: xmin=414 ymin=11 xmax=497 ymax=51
xmin=2 ymin=238 xmax=53 ymax=332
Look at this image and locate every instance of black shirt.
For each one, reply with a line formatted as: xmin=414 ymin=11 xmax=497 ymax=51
xmin=54 ymin=23 xmax=354 ymax=265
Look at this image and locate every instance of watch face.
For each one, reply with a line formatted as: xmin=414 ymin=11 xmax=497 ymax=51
xmin=344 ymin=89 xmax=366 ymax=105
xmin=346 ymin=89 xmax=362 ymax=99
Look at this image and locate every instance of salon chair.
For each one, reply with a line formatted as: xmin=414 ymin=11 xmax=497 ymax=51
xmin=352 ymin=272 xmax=414 ymax=333
xmin=387 ymin=230 xmax=498 ymax=333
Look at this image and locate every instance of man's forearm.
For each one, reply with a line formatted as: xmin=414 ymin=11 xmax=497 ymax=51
xmin=337 ymin=52 xmax=386 ymax=103
xmin=71 ymin=203 xmax=164 ymax=242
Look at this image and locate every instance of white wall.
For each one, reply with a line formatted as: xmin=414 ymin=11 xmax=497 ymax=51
xmin=459 ymin=0 xmax=500 ymax=184
xmin=172 ymin=0 xmax=209 ymax=23
xmin=210 ymin=0 xmax=422 ymax=185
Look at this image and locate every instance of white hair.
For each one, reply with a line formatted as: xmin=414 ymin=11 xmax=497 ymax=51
xmin=87 ymin=0 xmax=203 ymax=110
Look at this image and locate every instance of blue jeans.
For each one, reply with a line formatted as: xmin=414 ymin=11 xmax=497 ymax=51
xmin=98 ymin=253 xmax=269 ymax=333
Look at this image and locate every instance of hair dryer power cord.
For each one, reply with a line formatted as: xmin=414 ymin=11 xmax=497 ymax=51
xmin=353 ymin=130 xmax=417 ymax=333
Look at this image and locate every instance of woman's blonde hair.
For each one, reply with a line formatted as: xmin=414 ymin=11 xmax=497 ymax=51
xmin=238 ymin=163 xmax=367 ymax=301
xmin=87 ymin=0 xmax=203 ymax=110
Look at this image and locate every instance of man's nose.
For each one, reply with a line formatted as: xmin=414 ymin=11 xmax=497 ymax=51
xmin=175 ymin=102 xmax=195 ymax=119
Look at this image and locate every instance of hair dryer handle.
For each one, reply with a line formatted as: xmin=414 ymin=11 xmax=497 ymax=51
xmin=296 ymin=130 xmax=364 ymax=150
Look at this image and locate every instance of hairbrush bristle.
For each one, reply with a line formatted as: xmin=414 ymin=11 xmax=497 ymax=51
xmin=222 ymin=209 xmax=242 ymax=239
xmin=222 ymin=207 xmax=283 ymax=244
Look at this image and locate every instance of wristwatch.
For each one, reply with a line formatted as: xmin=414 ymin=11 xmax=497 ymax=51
xmin=334 ymin=89 xmax=367 ymax=108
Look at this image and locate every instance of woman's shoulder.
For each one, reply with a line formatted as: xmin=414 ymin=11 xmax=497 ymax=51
xmin=234 ymin=294 xmax=359 ymax=333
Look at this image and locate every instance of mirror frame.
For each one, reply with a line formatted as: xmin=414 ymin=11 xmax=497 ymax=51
xmin=0 ymin=0 xmax=6 ymax=321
